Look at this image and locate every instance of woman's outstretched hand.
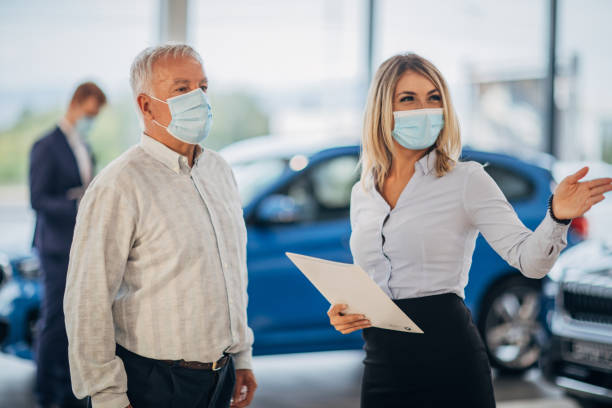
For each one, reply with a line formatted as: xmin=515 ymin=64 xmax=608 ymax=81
xmin=553 ymin=167 xmax=612 ymax=220
xmin=328 ymin=304 xmax=372 ymax=334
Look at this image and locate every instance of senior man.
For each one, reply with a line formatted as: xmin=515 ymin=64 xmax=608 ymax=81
xmin=64 ymin=44 xmax=256 ymax=408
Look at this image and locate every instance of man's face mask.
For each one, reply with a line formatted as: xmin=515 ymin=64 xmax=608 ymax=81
xmin=74 ymin=116 xmax=95 ymax=138
xmin=149 ymin=88 xmax=213 ymax=145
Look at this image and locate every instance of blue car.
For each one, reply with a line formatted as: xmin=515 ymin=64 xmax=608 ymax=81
xmin=0 ymin=250 xmax=41 ymax=359
xmin=0 ymin=135 xmax=586 ymax=373
xmin=222 ymin=135 xmax=585 ymax=373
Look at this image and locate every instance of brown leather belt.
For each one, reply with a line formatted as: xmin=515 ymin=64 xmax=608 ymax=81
xmin=161 ymin=354 xmax=230 ymax=371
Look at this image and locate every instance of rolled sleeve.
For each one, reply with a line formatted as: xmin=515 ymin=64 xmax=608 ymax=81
xmin=232 ymin=346 xmax=253 ymax=370
xmin=463 ymin=164 xmax=569 ymax=279
xmin=91 ymin=392 xmax=131 ymax=408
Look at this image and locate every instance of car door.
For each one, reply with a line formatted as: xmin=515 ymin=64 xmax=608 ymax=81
xmin=245 ymin=149 xmax=361 ymax=353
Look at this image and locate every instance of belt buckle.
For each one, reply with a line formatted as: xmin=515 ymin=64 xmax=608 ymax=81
xmin=212 ymin=358 xmax=222 ymax=371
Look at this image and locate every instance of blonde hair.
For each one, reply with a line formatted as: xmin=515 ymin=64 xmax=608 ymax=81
xmin=361 ymin=53 xmax=461 ymax=191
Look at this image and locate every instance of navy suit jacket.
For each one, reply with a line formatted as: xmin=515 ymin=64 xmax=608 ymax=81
xmin=29 ymin=126 xmax=94 ymax=256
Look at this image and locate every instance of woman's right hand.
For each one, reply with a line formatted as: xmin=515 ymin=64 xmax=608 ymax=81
xmin=327 ymin=304 xmax=372 ymax=334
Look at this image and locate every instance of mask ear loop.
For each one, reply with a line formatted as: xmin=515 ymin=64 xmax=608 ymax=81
xmin=147 ymin=94 xmax=171 ymax=129
xmin=152 ymin=119 xmax=169 ymax=130
xmin=148 ymin=94 xmax=168 ymax=104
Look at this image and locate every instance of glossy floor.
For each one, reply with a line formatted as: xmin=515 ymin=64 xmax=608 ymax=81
xmin=0 ymin=350 xmax=580 ymax=408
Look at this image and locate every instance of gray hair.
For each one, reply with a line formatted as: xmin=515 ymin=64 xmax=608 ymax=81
xmin=129 ymin=43 xmax=204 ymax=99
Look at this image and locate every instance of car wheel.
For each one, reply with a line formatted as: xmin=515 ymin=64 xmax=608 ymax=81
xmin=478 ymin=275 xmax=542 ymax=374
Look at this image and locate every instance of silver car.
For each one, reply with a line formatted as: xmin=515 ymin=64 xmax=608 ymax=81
xmin=540 ymin=238 xmax=612 ymax=405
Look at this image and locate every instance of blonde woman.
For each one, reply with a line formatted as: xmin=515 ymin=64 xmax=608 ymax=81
xmin=327 ymin=54 xmax=612 ymax=407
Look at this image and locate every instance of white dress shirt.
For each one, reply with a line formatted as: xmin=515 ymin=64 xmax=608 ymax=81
xmin=350 ymin=150 xmax=570 ymax=300
xmin=64 ymin=134 xmax=254 ymax=408
xmin=58 ymin=118 xmax=93 ymax=186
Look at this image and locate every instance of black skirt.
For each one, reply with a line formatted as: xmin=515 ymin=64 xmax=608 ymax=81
xmin=361 ymin=293 xmax=496 ymax=408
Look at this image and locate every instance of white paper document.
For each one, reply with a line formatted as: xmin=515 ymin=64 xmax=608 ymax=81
xmin=286 ymin=252 xmax=423 ymax=334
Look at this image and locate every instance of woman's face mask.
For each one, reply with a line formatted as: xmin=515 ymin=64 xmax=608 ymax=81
xmin=391 ymin=108 xmax=444 ymax=150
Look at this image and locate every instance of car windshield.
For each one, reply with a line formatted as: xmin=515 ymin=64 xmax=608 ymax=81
xmin=231 ymin=159 xmax=288 ymax=205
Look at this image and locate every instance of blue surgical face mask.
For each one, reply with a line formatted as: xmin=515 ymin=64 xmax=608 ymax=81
xmin=392 ymin=108 xmax=444 ymax=150
xmin=74 ymin=116 xmax=95 ymax=138
xmin=149 ymin=88 xmax=213 ymax=145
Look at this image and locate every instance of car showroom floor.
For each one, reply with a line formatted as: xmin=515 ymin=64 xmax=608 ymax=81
xmin=0 ymin=350 xmax=580 ymax=408
xmin=0 ymin=186 xmax=599 ymax=408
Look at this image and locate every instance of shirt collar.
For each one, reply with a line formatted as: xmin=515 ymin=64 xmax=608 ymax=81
xmin=140 ymin=133 xmax=202 ymax=174
xmin=58 ymin=118 xmax=80 ymax=145
xmin=416 ymin=149 xmax=437 ymax=176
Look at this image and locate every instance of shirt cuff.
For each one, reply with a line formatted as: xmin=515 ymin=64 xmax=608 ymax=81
xmin=91 ymin=392 xmax=130 ymax=408
xmin=541 ymin=210 xmax=571 ymax=244
xmin=232 ymin=347 xmax=253 ymax=370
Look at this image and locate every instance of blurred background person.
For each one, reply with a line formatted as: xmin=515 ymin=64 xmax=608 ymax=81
xmin=29 ymin=81 xmax=106 ymax=408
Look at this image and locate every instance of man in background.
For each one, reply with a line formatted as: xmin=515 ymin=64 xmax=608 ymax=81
xmin=29 ymin=81 xmax=106 ymax=408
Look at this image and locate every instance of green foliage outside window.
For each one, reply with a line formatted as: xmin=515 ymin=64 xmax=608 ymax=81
xmin=0 ymin=92 xmax=269 ymax=185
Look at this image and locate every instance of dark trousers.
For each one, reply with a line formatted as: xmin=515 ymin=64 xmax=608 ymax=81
xmin=361 ymin=293 xmax=496 ymax=408
xmin=35 ymin=253 xmax=81 ymax=407
xmin=97 ymin=344 xmax=236 ymax=408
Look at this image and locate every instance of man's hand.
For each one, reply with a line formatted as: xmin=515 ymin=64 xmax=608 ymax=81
xmin=66 ymin=186 xmax=86 ymax=200
xmin=231 ymin=369 xmax=257 ymax=408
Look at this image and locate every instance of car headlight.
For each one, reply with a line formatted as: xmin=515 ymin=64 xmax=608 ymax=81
xmin=0 ymin=253 xmax=13 ymax=287
xmin=543 ymin=261 xmax=564 ymax=299
xmin=542 ymin=278 xmax=559 ymax=298
xmin=16 ymin=257 xmax=41 ymax=280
